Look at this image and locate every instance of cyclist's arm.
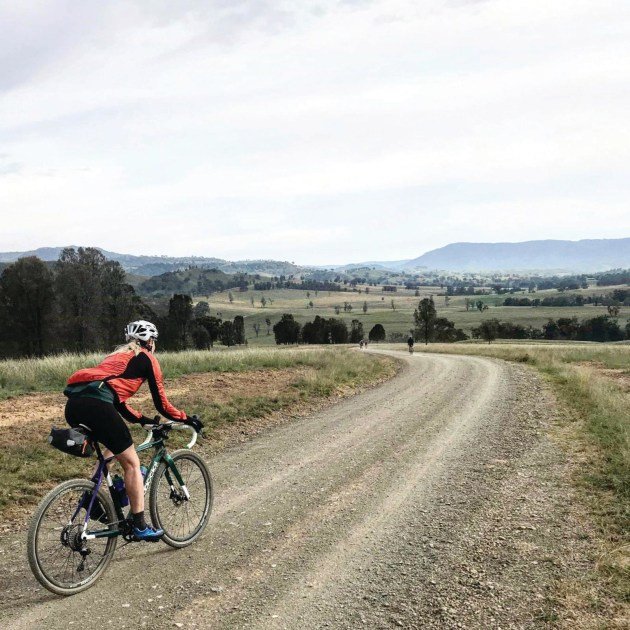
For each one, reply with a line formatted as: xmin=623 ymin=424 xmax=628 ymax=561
xmin=114 ymin=399 xmax=152 ymax=425
xmin=137 ymin=351 xmax=187 ymax=422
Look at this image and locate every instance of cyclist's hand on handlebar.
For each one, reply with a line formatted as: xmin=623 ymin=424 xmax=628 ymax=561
xmin=136 ymin=415 xmax=161 ymax=427
xmin=136 ymin=415 xmax=155 ymax=426
xmin=185 ymin=415 xmax=204 ymax=433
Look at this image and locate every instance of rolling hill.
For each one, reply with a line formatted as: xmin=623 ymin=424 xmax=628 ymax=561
xmin=0 ymin=247 xmax=302 ymax=277
xmin=2 ymin=237 xmax=629 ymax=275
xmin=401 ymin=238 xmax=630 ymax=272
xmin=345 ymin=238 xmax=630 ymax=273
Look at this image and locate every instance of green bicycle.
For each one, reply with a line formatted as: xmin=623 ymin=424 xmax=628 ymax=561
xmin=27 ymin=419 xmax=213 ymax=596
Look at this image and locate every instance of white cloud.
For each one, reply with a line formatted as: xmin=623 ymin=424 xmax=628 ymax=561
xmin=0 ymin=0 xmax=629 ymax=263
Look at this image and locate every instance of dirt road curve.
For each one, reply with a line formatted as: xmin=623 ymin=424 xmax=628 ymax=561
xmin=0 ymin=351 xmax=592 ymax=629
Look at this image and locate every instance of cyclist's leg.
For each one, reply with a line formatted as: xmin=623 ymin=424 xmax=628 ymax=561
xmin=118 ymin=444 xmax=163 ymax=540
xmin=116 ymin=446 xmax=143 ymax=513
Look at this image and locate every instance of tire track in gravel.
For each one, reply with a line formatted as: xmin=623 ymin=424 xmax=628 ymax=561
xmin=0 ymin=351 xmax=591 ymax=629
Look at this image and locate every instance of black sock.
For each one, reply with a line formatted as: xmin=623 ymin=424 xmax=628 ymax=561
xmin=132 ymin=510 xmax=147 ymax=529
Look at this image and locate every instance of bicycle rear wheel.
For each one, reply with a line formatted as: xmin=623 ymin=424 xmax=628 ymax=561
xmin=149 ymin=450 xmax=213 ymax=548
xmin=27 ymin=479 xmax=117 ymax=596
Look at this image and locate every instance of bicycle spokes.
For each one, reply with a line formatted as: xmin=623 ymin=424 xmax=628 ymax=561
xmin=28 ymin=480 xmax=118 ymax=595
xmin=150 ymin=451 xmax=212 ymax=547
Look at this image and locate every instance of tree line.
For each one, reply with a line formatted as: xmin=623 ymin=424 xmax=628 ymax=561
xmin=161 ymin=295 xmax=246 ymax=349
xmin=502 ymin=294 xmax=625 ymax=307
xmin=253 ymin=280 xmax=341 ymax=292
xmin=0 ymin=249 xmax=152 ymax=357
xmin=0 ymin=250 xmax=250 ymax=358
xmin=273 ymin=315 xmax=386 ymax=345
xmin=472 ymin=315 xmax=628 ymax=343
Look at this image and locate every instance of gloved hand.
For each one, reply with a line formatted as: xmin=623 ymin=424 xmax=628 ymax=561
xmin=134 ymin=415 xmax=155 ymax=426
xmin=185 ymin=415 xmax=204 ymax=434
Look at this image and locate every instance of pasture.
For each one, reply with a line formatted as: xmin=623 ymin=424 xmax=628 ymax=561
xmin=194 ymin=284 xmax=630 ymax=344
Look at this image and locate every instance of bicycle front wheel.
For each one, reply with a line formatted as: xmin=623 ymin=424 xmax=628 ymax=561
xmin=149 ymin=450 xmax=213 ymax=548
xmin=27 ymin=479 xmax=117 ymax=596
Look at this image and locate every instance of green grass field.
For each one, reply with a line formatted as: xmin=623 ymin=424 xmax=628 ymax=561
xmin=195 ymin=284 xmax=630 ymax=345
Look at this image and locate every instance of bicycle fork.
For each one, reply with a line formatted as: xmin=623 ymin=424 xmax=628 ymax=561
xmin=163 ymin=454 xmax=190 ymax=501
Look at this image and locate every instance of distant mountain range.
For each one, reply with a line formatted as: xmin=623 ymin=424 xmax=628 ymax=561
xmin=1 ymin=237 xmax=628 ymax=275
xmin=0 ymin=247 xmax=302 ymax=277
xmin=349 ymin=238 xmax=630 ymax=273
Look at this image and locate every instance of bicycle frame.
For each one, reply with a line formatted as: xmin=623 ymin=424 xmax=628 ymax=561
xmin=75 ymin=427 xmax=190 ymax=541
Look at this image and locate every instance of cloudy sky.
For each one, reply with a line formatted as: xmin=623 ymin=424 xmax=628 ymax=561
xmin=1 ymin=0 xmax=629 ymax=265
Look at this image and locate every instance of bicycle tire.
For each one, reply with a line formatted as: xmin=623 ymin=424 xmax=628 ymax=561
xmin=149 ymin=450 xmax=213 ymax=548
xmin=27 ymin=478 xmax=117 ymax=596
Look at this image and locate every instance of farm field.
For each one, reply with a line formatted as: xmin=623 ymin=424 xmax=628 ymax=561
xmin=194 ymin=284 xmax=630 ymax=345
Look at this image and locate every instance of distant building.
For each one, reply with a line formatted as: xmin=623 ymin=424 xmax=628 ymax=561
xmin=382 ymin=285 xmax=397 ymax=292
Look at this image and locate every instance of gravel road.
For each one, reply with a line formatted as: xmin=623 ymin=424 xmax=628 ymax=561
xmin=0 ymin=350 xmax=593 ymax=629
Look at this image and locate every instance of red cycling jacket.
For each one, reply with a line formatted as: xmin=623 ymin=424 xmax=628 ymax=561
xmin=66 ymin=349 xmax=187 ymax=423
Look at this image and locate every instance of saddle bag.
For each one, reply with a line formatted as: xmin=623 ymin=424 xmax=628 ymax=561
xmin=48 ymin=426 xmax=94 ymax=458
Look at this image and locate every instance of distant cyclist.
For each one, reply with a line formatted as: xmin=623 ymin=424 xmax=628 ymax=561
xmin=63 ymin=320 xmax=203 ymax=542
xmin=407 ymin=335 xmax=414 ymax=354
xmin=359 ymin=340 xmax=364 ymax=350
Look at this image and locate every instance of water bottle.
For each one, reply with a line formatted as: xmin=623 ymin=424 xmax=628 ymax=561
xmin=140 ymin=465 xmax=148 ymax=485
xmin=112 ymin=474 xmax=129 ymax=507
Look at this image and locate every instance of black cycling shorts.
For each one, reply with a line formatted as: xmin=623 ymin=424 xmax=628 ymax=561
xmin=65 ymin=397 xmax=133 ymax=456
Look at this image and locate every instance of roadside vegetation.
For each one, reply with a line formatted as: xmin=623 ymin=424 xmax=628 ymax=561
xmin=408 ymin=341 xmax=629 ymax=614
xmin=0 ymin=346 xmax=397 ymax=523
xmin=0 ymin=345 xmax=388 ymax=398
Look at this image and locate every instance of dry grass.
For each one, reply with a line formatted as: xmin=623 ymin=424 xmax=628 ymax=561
xmin=0 ymin=345 xmax=379 ymax=398
xmin=0 ymin=347 xmax=397 ymax=528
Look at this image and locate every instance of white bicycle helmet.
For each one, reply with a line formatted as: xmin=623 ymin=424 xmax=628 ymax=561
xmin=125 ymin=320 xmax=158 ymax=342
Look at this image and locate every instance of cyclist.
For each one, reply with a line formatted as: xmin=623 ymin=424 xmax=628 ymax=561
xmin=407 ymin=335 xmax=414 ymax=353
xmin=63 ymin=320 xmax=203 ymax=542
